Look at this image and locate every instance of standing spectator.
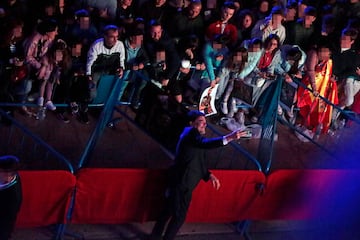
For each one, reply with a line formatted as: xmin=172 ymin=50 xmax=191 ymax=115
xmin=332 ymin=28 xmax=360 ymax=114
xmin=252 ymin=0 xmax=271 ymax=21
xmin=0 ymin=155 xmax=22 ymax=240
xmin=206 ymin=1 xmax=238 ymax=48
xmin=284 ymin=6 xmax=317 ymax=52
xmin=62 ymin=9 xmax=99 ymax=55
xmin=251 ymin=5 xmax=286 ymax=44
xmin=234 ymin=9 xmax=256 ymax=44
xmin=194 ymin=34 xmax=230 ymax=98
xmin=297 ymin=42 xmax=338 ymax=140
xmin=137 ymin=0 xmax=169 ymax=25
xmin=86 ymin=25 xmax=125 ymax=101
xmin=82 ymin=0 xmax=117 ymax=20
xmin=149 ymin=110 xmax=246 ymax=240
xmin=0 ymin=19 xmax=27 ymax=115
xmin=176 ymin=34 xmax=203 ymax=105
xmin=116 ymin=0 xmax=136 ymax=32
xmin=166 ymin=0 xmax=204 ymax=43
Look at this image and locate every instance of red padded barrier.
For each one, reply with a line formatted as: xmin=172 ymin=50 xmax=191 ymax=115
xmin=352 ymin=91 xmax=360 ymax=114
xmin=72 ymin=168 xmax=265 ymax=224
xmin=16 ymin=170 xmax=76 ymax=227
xmin=186 ymin=170 xmax=265 ymax=222
xmin=248 ymin=169 xmax=360 ymax=220
xmin=72 ymin=168 xmax=167 ymax=224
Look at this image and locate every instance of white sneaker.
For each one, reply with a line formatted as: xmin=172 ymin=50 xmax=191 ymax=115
xmin=221 ymin=102 xmax=228 ymax=115
xmin=45 ymin=101 xmax=56 ymax=111
xmin=37 ymin=97 xmax=44 ymax=106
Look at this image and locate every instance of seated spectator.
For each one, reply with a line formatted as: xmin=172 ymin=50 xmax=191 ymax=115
xmin=206 ymin=1 xmax=238 ymax=48
xmin=251 ymin=5 xmax=286 ymax=44
xmin=86 ymin=25 xmax=125 ymax=101
xmin=24 ymin=18 xmax=59 ymax=106
xmin=123 ymin=28 xmax=150 ymax=109
xmin=144 ymin=20 xmax=181 ymax=102
xmin=36 ymin=39 xmax=71 ymax=113
xmin=66 ymin=39 xmax=91 ymax=124
xmin=176 ymin=34 xmax=204 ymax=105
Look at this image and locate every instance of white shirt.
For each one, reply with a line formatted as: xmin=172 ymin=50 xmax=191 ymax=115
xmin=86 ymin=38 xmax=125 ymax=75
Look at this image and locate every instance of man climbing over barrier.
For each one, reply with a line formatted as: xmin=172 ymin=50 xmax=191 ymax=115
xmin=149 ymin=110 xmax=247 ymax=240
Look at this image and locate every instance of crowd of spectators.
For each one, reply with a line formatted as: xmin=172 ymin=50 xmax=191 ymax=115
xmin=0 ymin=0 xmax=359 ymax=140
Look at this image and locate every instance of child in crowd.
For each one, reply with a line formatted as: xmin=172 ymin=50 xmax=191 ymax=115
xmin=37 ymin=39 xmax=71 ymax=112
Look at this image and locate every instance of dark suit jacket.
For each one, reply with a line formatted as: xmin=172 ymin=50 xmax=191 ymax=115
xmin=332 ymin=48 xmax=360 ymax=81
xmin=171 ymin=127 xmax=224 ymax=192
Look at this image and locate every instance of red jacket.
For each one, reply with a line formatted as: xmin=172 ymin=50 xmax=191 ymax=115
xmin=206 ymin=21 xmax=238 ymax=45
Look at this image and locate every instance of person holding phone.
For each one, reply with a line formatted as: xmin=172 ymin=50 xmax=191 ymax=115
xmin=251 ymin=6 xmax=286 ymax=44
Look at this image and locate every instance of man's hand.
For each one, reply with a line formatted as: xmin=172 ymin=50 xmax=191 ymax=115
xmin=161 ymin=78 xmax=169 ymax=86
xmin=225 ymin=129 xmax=249 ymax=142
xmin=116 ymin=68 xmax=124 ymax=78
xmin=210 ymin=173 xmax=220 ymax=190
xmin=195 ymin=63 xmax=206 ymax=70
xmin=284 ymin=73 xmax=293 ymax=83
xmin=215 ymin=54 xmax=224 ymax=62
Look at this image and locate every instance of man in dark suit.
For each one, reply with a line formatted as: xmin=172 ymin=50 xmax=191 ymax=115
xmin=0 ymin=155 xmax=22 ymax=240
xmin=149 ymin=110 xmax=246 ymax=240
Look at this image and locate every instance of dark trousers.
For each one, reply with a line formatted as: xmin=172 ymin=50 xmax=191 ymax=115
xmin=151 ymin=186 xmax=192 ymax=240
xmin=0 ymin=177 xmax=22 ymax=240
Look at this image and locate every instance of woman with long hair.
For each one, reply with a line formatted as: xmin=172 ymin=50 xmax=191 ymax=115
xmin=296 ymin=43 xmax=338 ymax=140
xmin=36 ymin=39 xmax=71 ymax=113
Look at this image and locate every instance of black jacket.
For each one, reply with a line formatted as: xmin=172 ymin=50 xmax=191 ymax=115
xmin=171 ymin=127 xmax=224 ymax=192
xmin=332 ymin=48 xmax=360 ymax=81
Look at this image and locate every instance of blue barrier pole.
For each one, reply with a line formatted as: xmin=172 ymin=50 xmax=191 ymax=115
xmin=77 ymin=71 xmax=129 ymax=169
